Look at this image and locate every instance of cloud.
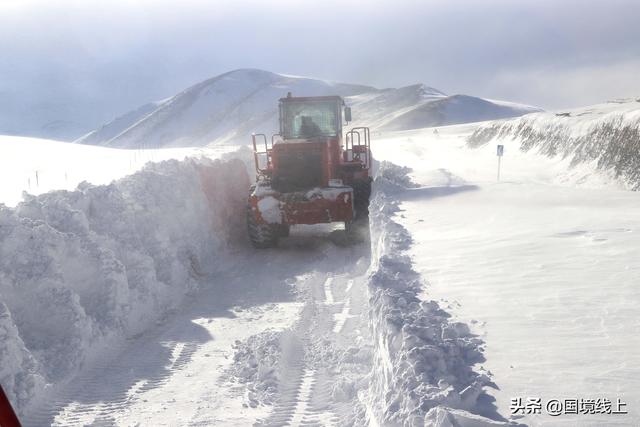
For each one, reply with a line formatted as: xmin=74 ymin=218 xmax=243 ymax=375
xmin=485 ymin=59 xmax=640 ymax=109
xmin=1 ymin=0 xmax=639 ymax=134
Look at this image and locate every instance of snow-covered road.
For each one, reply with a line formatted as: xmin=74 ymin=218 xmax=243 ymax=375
xmin=22 ymin=227 xmax=372 ymax=427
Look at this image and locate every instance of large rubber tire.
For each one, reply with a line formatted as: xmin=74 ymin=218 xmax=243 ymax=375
xmin=278 ymin=224 xmax=290 ymax=238
xmin=247 ymin=205 xmax=279 ymax=248
xmin=353 ymin=178 xmax=373 ymax=221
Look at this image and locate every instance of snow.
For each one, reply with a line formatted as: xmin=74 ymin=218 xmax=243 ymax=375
xmin=0 ymin=302 xmax=45 ymax=412
xmin=305 ymin=186 xmax=352 ymax=201
xmin=0 ymin=154 xmax=249 ymax=417
xmin=0 ymin=135 xmax=234 ymax=207
xmin=373 ymin=121 xmax=640 ymax=426
xmin=76 ymin=101 xmax=164 ymax=146
xmin=468 ymin=98 xmax=640 ymax=188
xmin=365 ymin=161 xmax=512 ymax=426
xmin=425 ymin=406 xmax=516 ymax=427
xmin=257 ymin=196 xmax=282 ymax=224
xmin=229 ymin=329 xmax=285 ymax=407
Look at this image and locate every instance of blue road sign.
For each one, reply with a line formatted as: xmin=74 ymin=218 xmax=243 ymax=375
xmin=497 ymin=145 xmax=504 ymax=156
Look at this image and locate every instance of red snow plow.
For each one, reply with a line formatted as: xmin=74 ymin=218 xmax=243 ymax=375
xmin=247 ymin=93 xmax=372 ymax=248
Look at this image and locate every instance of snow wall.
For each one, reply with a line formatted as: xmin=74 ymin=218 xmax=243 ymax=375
xmin=0 ymin=157 xmax=249 ymax=414
xmin=467 ymin=107 xmax=640 ymax=189
xmin=366 ymin=162 xmax=517 ymax=426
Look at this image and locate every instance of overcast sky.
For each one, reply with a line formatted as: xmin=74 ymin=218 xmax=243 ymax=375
xmin=1 ymin=0 xmax=639 ymax=135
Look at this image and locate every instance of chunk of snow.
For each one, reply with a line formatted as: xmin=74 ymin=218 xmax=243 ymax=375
xmin=257 ymin=196 xmax=282 ymax=224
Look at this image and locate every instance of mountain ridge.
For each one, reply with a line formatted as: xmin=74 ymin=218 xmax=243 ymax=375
xmin=76 ymin=68 xmax=541 ymax=148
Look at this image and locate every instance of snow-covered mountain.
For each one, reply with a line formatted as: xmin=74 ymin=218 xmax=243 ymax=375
xmin=76 ymin=69 xmax=376 ymax=148
xmin=76 ymin=69 xmax=540 ymax=148
xmin=374 ymin=94 xmax=539 ymax=131
xmin=468 ymin=98 xmax=640 ymax=189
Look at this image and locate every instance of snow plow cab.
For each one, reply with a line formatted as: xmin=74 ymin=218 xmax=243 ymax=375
xmin=247 ymin=93 xmax=372 ymax=248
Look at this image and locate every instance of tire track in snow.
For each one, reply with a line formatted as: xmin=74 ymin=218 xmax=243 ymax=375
xmin=323 ymin=277 xmax=335 ymax=304
xmin=332 ymin=299 xmax=351 ymax=334
xmin=256 ymin=272 xmax=367 ymax=427
xmin=257 ymin=363 xmax=338 ymax=427
xmin=255 ymin=334 xmax=308 ymax=427
xmin=288 ymin=369 xmax=338 ymax=427
xmin=332 ymin=279 xmax=355 ymax=334
xmin=24 ymin=340 xmax=200 ymax=427
xmin=287 ymin=369 xmax=317 ymax=425
xmin=256 ymin=274 xmax=341 ymax=427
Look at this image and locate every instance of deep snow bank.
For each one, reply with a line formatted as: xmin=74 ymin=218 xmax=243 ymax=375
xmin=467 ymin=100 xmax=640 ymax=189
xmin=0 ymin=157 xmax=249 ymax=414
xmin=0 ymin=134 xmax=232 ymax=207
xmin=366 ymin=162 xmax=516 ymax=426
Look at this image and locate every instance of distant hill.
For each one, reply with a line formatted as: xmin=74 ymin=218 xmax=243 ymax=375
xmin=373 ymin=94 xmax=540 ymax=131
xmin=76 ymin=68 xmax=541 ymax=148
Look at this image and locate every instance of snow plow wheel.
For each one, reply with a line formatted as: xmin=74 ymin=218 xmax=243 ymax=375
xmin=344 ymin=220 xmax=352 ymax=234
xmin=353 ymin=178 xmax=373 ymax=221
xmin=278 ymin=224 xmax=290 ymax=238
xmin=247 ymin=205 xmax=279 ymax=249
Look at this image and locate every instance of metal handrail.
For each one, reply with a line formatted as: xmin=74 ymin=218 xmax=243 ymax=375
xmin=252 ymin=133 xmax=271 ymax=173
xmin=345 ymin=127 xmax=370 ymax=168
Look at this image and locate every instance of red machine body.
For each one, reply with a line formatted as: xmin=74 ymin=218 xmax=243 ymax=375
xmin=247 ymin=94 xmax=371 ymax=247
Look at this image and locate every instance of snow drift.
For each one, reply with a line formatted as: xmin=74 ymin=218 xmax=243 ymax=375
xmin=0 ymin=157 xmax=249 ymax=414
xmin=467 ymin=99 xmax=640 ymax=189
xmin=366 ymin=162 xmax=516 ymax=426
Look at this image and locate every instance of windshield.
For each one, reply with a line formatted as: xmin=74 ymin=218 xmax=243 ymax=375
xmin=280 ymin=100 xmax=340 ymax=139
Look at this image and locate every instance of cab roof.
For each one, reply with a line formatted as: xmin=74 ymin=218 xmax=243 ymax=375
xmin=279 ymin=94 xmax=344 ymax=103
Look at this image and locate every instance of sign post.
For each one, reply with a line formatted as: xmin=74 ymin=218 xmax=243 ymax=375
xmin=497 ymin=144 xmax=504 ymax=181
